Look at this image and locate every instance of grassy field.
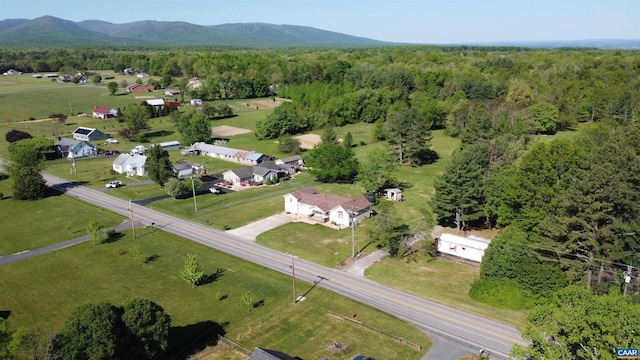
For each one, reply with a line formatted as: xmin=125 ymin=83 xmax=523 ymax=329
xmin=0 ymin=176 xmax=124 ymax=255
xmin=0 ymin=228 xmax=431 ymax=359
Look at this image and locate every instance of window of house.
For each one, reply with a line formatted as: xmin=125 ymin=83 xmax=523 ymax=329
xmin=337 ymin=211 xmax=343 ymax=219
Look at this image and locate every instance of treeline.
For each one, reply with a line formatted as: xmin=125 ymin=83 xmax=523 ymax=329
xmin=431 ymin=124 xmax=640 ymax=304
xmin=1 ymin=47 xmax=638 ymax=137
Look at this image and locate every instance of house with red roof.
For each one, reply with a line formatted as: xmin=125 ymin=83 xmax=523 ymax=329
xmin=283 ymin=187 xmax=373 ymax=227
xmin=92 ymin=106 xmax=117 ymax=119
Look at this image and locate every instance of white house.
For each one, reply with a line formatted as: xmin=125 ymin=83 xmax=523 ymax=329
xmin=112 ymin=154 xmax=147 ymax=176
xmin=437 ymin=233 xmax=491 ymax=263
xmin=92 ymin=106 xmax=118 ymax=119
xmin=56 ymin=138 xmax=97 ymax=159
xmin=283 ymin=187 xmax=373 ymax=227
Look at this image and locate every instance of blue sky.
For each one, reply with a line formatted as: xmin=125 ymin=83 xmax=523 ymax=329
xmin=7 ymin=0 xmax=639 ymax=44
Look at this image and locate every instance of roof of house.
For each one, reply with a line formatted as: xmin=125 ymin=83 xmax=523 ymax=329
xmin=173 ymin=162 xmax=192 ymax=171
xmin=288 ymin=187 xmax=373 ymax=213
xmin=225 ymin=167 xmax=254 ymax=179
xmin=93 ymin=106 xmax=111 ymax=114
xmin=73 ymin=127 xmax=94 ymax=136
xmin=278 ymin=155 xmax=303 ymax=163
xmin=145 ymin=99 xmax=165 ymax=106
xmin=245 ymin=152 xmax=267 ymax=161
xmin=189 ymin=142 xmax=268 ymax=163
xmin=249 ymin=348 xmax=298 ymax=360
xmin=113 ymin=153 xmax=147 ymax=168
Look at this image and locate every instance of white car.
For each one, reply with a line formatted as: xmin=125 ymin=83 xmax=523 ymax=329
xmin=105 ymin=180 xmax=123 ymax=189
xmin=209 ymin=187 xmax=221 ymax=194
xmin=106 ymin=138 xmax=118 ymax=144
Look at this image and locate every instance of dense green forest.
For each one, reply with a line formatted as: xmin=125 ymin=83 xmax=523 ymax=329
xmin=3 ymin=46 xmax=640 ymax=357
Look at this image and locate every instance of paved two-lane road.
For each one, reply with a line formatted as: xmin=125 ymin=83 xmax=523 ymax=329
xmin=44 ymin=173 xmax=525 ymax=359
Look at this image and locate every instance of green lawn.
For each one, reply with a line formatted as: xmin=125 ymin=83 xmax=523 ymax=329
xmin=0 ymin=176 xmax=124 ymax=255
xmin=257 ymin=222 xmax=372 ymax=267
xmin=0 ymin=228 xmax=431 ymax=359
xmin=366 ymin=256 xmax=523 ymax=326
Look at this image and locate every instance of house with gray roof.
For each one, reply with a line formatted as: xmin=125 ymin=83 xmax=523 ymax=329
xmin=56 ymin=138 xmax=97 ymax=159
xmin=222 ymin=161 xmax=290 ymax=186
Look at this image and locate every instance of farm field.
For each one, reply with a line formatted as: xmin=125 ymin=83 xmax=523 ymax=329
xmin=0 ymin=227 xmax=431 ymax=360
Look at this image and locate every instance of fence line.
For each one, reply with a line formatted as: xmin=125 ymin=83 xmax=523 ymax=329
xmin=327 ymin=311 xmax=422 ymax=351
xmin=217 ymin=334 xmax=253 ymax=357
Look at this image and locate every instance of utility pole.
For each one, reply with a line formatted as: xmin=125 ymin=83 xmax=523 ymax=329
xmin=190 ymin=176 xmax=197 ymax=212
xmin=287 ymin=253 xmax=299 ymax=304
xmin=129 ymin=199 xmax=136 ymax=240
xmin=351 ymin=200 xmax=356 ymax=257
xmin=624 ymin=265 xmax=632 ymax=296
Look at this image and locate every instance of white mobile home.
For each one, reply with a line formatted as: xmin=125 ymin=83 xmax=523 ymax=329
xmin=437 ymin=233 xmax=491 ymax=263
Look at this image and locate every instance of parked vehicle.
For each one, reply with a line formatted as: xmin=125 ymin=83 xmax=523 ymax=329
xmin=209 ymin=187 xmax=221 ymax=194
xmin=111 ymin=150 xmax=120 ymax=154
xmin=106 ymin=138 xmax=118 ymax=144
xmin=105 ymin=180 xmax=123 ymax=188
xmin=103 ymin=150 xmax=112 ymax=155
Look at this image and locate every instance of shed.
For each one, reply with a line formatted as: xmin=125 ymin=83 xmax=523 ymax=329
xmin=158 ymin=141 xmax=180 ymax=151
xmin=437 ymin=233 xmax=491 ymax=263
xmin=383 ymin=188 xmax=404 ymax=201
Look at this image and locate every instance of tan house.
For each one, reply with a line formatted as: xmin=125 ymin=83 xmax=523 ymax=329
xmin=283 ymin=187 xmax=373 ymax=227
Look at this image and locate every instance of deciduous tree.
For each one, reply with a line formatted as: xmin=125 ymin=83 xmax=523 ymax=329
xmin=356 ymin=148 xmax=398 ymax=193
xmin=178 ymin=110 xmax=211 ymax=145
xmin=512 ymin=286 xmax=640 ymax=360
xmin=107 ymin=81 xmax=118 ymax=95
xmin=180 ymin=253 xmax=204 ymax=288
xmin=7 ymin=138 xmax=47 ymax=200
xmin=306 ymin=142 xmax=358 ymax=183
xmin=122 ymin=298 xmax=171 ymax=359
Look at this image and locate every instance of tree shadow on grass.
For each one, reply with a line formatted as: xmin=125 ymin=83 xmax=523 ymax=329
xmin=413 ymin=148 xmax=440 ymax=166
xmin=200 ymin=268 xmax=226 ymax=286
xmin=102 ymin=233 xmax=124 ymax=244
xmin=165 ymin=320 xmax=226 ymax=360
xmin=145 ymin=130 xmax=175 ymax=138
xmin=252 ymin=299 xmax=265 ymax=309
xmin=145 ymin=254 xmax=161 ymax=263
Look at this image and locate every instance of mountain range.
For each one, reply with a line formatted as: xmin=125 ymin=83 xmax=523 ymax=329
xmin=0 ymin=16 xmax=638 ymax=49
xmin=0 ymin=16 xmax=392 ymax=48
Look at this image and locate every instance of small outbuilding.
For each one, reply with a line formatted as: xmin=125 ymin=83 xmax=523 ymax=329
xmin=383 ymin=188 xmax=404 ymax=201
xmin=437 ymin=233 xmax=491 ymax=263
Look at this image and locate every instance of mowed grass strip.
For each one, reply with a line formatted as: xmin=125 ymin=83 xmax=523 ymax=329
xmin=0 ymin=228 xmax=431 ymax=359
xmin=0 ymin=177 xmax=124 ymax=255
xmin=365 ymin=257 xmax=523 ymax=326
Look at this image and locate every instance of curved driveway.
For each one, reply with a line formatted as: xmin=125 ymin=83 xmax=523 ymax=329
xmin=44 ymin=173 xmax=525 ymax=359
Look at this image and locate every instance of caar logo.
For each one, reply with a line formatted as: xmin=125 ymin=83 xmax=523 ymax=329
xmin=617 ymin=348 xmax=639 ymax=359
